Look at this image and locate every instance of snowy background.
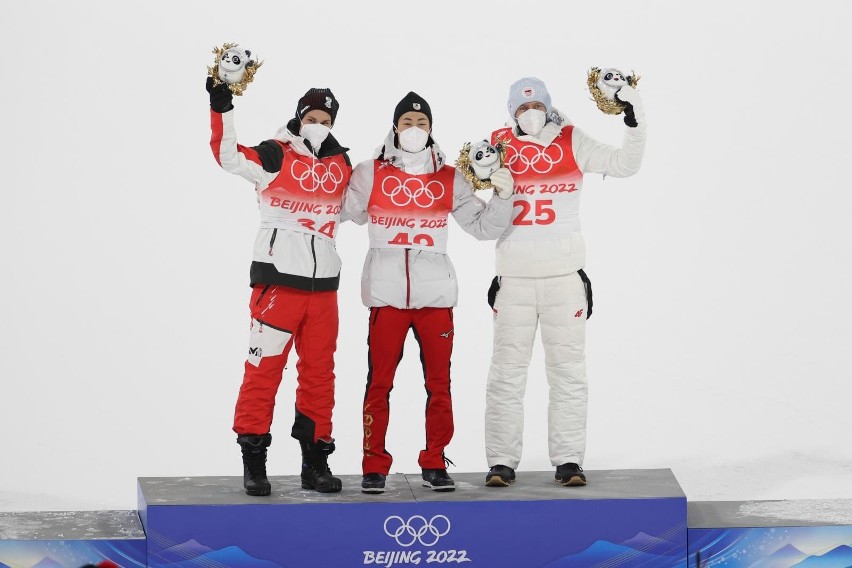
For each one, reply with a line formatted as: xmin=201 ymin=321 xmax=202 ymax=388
xmin=2 ymin=0 xmax=851 ymax=512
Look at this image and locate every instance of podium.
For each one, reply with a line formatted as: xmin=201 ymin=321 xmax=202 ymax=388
xmin=138 ymin=469 xmax=687 ymax=568
xmin=0 ymin=510 xmax=146 ymax=567
xmin=688 ymin=499 xmax=852 ymax=567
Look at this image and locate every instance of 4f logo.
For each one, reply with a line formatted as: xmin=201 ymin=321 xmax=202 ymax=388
xmin=574 ymin=309 xmax=584 ymax=318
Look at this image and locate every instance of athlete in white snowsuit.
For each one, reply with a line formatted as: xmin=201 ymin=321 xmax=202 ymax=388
xmin=484 ymin=77 xmax=646 ymax=487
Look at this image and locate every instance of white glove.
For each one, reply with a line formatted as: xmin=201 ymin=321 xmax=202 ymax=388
xmin=489 ymin=167 xmax=514 ymax=199
xmin=615 ymin=85 xmax=645 ymax=127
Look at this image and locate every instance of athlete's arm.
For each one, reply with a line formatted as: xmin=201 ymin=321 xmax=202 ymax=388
xmin=340 ymin=161 xmax=372 ymax=225
xmin=572 ymin=124 xmax=646 ymax=178
xmin=209 ymin=107 xmax=280 ymax=188
xmin=449 ymin=170 xmax=513 ymax=240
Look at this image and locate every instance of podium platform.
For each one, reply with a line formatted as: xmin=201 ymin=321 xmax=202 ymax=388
xmin=0 ymin=510 xmax=146 ymax=567
xmin=689 ymin=499 xmax=852 ymax=567
xmin=138 ymin=468 xmax=687 ymax=568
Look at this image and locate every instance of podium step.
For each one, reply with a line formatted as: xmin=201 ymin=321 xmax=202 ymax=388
xmin=689 ymin=499 xmax=852 ymax=567
xmin=0 ymin=510 xmax=146 ymax=567
xmin=139 ymin=468 xmax=687 ymax=568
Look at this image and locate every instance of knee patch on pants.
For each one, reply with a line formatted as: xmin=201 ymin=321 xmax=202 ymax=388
xmin=247 ymin=318 xmax=292 ymax=367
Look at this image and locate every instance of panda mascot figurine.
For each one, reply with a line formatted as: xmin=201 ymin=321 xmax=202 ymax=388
xmin=587 ymin=66 xmax=640 ymax=115
xmin=208 ymin=43 xmax=262 ymax=96
xmin=218 ymin=46 xmax=255 ymax=84
xmin=469 ymin=140 xmax=502 ymax=181
xmin=595 ymin=68 xmax=628 ymax=100
xmin=455 ymin=138 xmax=508 ymax=191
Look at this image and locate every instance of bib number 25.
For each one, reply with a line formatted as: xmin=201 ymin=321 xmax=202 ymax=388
xmin=513 ymin=199 xmax=555 ymax=226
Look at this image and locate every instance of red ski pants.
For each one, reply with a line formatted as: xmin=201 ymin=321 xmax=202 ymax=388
xmin=233 ymin=284 xmax=338 ymax=443
xmin=362 ymin=306 xmax=455 ymax=474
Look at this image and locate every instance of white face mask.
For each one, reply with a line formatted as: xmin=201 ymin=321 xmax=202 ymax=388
xmin=300 ymin=123 xmax=331 ymax=151
xmin=516 ymin=108 xmax=547 ymax=137
xmin=397 ymin=126 xmax=430 ymax=153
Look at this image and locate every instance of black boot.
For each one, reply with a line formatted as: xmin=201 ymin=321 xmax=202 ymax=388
xmin=236 ymin=434 xmax=272 ymax=496
xmin=299 ymin=439 xmax=342 ymax=493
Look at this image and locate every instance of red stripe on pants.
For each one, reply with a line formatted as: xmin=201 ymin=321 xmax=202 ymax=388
xmin=233 ymin=285 xmax=338 ymax=441
xmin=362 ymin=307 xmax=454 ymax=474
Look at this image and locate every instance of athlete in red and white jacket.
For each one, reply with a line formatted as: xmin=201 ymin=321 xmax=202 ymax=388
xmin=483 ymin=77 xmax=646 ymax=488
xmin=341 ymin=92 xmax=514 ymax=494
xmin=207 ymin=78 xmax=352 ymax=496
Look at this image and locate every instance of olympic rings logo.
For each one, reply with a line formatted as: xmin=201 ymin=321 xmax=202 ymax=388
xmin=290 ymin=160 xmax=345 ymax=193
xmin=380 ymin=176 xmax=445 ymax=208
xmin=383 ymin=515 xmax=451 ymax=547
xmin=505 ymin=143 xmax=564 ymax=175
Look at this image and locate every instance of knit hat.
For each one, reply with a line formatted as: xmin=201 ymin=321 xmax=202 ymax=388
xmin=296 ymin=88 xmax=340 ymax=125
xmin=507 ymin=77 xmax=552 ymax=118
xmin=393 ymin=91 xmax=432 ymax=127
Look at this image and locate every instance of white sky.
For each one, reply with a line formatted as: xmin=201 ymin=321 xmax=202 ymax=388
xmin=2 ymin=0 xmax=851 ymax=512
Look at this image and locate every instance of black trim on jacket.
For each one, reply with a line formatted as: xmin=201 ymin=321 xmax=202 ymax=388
xmin=250 ymin=261 xmax=340 ymax=291
xmin=251 ymin=134 xmax=351 ymax=173
xmin=253 ymin=140 xmax=285 ymax=173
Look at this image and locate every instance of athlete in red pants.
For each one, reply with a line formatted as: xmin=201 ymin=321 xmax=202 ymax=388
xmin=208 ymin=77 xmax=352 ymax=495
xmin=342 ymin=92 xmax=515 ymax=493
xmin=233 ymin=285 xmax=338 ymax=443
xmin=363 ymin=307 xmax=455 ymax=475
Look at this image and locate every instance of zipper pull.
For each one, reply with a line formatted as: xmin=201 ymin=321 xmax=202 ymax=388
xmin=268 ymin=228 xmax=278 ymax=256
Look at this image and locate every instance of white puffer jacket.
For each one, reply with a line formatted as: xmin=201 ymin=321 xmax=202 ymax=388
xmin=342 ymin=130 xmax=513 ymax=308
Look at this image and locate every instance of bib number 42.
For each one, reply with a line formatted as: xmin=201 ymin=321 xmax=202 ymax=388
xmin=388 ymin=232 xmax=435 ymax=247
xmin=513 ymin=199 xmax=555 ymax=226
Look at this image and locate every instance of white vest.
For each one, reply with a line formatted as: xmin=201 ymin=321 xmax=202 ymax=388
xmin=493 ymin=125 xmax=584 ymax=242
xmin=258 ymin=142 xmax=350 ymax=241
xmin=366 ymin=161 xmax=456 ymax=253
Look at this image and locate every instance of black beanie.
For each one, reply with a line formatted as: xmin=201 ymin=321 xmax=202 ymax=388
xmin=295 ymin=88 xmax=340 ymax=125
xmin=393 ymin=91 xmax=432 ymax=127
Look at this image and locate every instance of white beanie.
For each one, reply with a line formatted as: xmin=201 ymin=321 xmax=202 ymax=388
xmin=507 ymin=77 xmax=552 ymax=118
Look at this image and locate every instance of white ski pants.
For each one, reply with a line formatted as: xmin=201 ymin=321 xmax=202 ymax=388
xmin=485 ymin=273 xmax=588 ymax=469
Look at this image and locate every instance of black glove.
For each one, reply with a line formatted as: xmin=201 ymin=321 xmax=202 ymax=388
xmin=206 ymin=76 xmax=234 ymax=113
xmin=621 ymin=101 xmax=637 ymax=128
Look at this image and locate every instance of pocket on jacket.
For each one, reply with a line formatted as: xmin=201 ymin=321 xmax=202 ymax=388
xmin=411 ymin=251 xmax=454 ymax=283
xmin=577 ymin=269 xmax=593 ymax=319
xmin=487 ymin=276 xmax=500 ymax=309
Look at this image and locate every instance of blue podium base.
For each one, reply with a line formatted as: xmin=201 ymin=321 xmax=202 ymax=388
xmin=138 ymin=469 xmax=687 ymax=568
xmin=0 ymin=510 xmax=146 ymax=567
xmin=688 ymin=499 xmax=852 ymax=567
